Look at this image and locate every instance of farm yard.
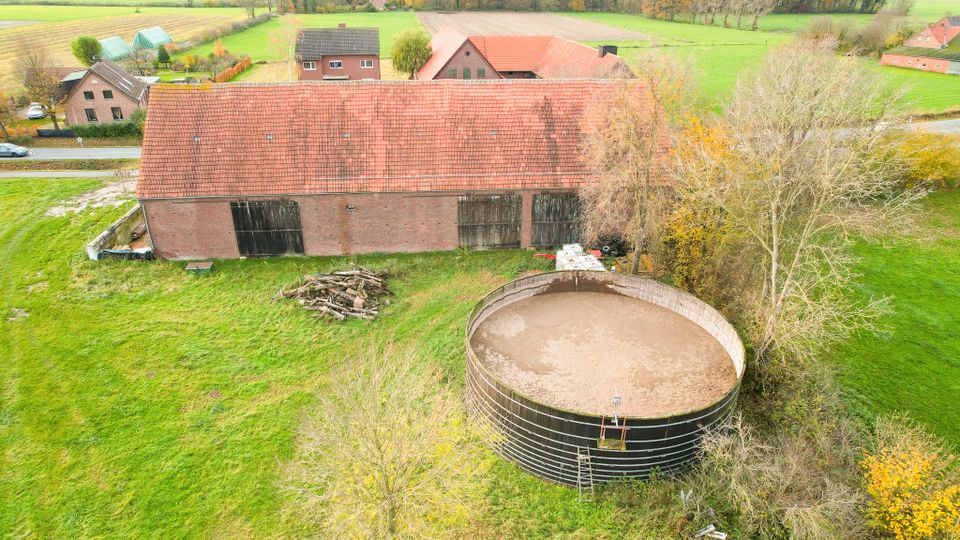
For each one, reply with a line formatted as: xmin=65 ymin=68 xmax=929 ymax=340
xmin=0 ymin=6 xmax=246 ymax=90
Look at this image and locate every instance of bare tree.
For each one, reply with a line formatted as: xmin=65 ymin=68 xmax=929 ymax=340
xmin=123 ymin=48 xmax=155 ymax=77
xmin=0 ymin=91 xmax=15 ymax=142
xmin=580 ymin=54 xmax=690 ymax=275
xmin=746 ymin=0 xmax=775 ymax=30
xmin=674 ymin=41 xmax=923 ymax=365
xmin=284 ymin=345 xmax=494 ymax=539
xmin=240 ymin=0 xmax=257 ymax=17
xmin=15 ymin=43 xmax=65 ymax=130
xmin=268 ymin=15 xmax=302 ymax=82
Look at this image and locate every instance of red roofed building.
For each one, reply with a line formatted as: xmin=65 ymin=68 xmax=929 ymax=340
xmin=417 ymin=28 xmax=630 ymax=81
xmin=880 ymin=17 xmax=960 ymax=75
xmin=137 ymin=80 xmax=650 ymax=259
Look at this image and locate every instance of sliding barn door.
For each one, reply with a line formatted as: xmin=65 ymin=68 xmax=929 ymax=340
xmin=532 ymin=192 xmax=581 ymax=248
xmin=231 ymin=200 xmax=304 ymax=257
xmin=457 ymin=194 xmax=522 ymax=248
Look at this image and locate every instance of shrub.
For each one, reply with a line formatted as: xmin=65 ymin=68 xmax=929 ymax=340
xmin=895 ymin=132 xmax=960 ymax=189
xmin=211 ymin=56 xmax=252 ymax=82
xmin=72 ymin=121 xmax=142 ymax=138
xmin=862 ymin=416 xmax=960 ymax=540
xmin=71 ymin=35 xmax=101 ymax=67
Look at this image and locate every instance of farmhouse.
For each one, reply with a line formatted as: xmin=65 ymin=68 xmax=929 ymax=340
xmin=417 ymin=28 xmax=629 ymax=80
xmin=63 ymin=59 xmax=150 ymax=126
xmin=295 ymin=25 xmax=381 ymax=81
xmin=881 ymin=16 xmax=960 ymax=75
xmin=136 ymin=80 xmax=647 ymax=260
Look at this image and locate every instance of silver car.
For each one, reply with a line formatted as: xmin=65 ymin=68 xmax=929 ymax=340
xmin=27 ymin=102 xmax=45 ymax=120
xmin=0 ymin=143 xmax=30 ymax=158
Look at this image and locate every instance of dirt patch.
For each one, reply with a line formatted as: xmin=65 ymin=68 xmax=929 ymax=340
xmin=46 ymin=174 xmax=137 ymax=217
xmin=0 ymin=20 xmax=38 ymax=29
xmin=8 ymin=307 xmax=29 ymax=321
xmin=417 ymin=12 xmax=648 ymax=41
xmin=471 ymin=291 xmax=736 ymax=417
xmin=26 ymin=281 xmax=47 ymax=293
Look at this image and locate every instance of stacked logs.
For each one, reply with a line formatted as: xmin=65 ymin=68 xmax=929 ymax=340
xmin=278 ymin=264 xmax=391 ymax=321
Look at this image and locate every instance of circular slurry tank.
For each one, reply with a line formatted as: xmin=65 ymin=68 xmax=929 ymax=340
xmin=465 ymin=271 xmax=745 ymax=486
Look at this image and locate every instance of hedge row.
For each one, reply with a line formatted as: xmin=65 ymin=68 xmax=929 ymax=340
xmin=212 ymin=56 xmax=253 ymax=83
xmin=72 ymin=122 xmax=142 ymax=138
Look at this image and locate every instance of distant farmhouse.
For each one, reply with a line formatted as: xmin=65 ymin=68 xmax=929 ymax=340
xmin=881 ymin=16 xmax=960 ymax=75
xmin=417 ymin=28 xmax=630 ymax=80
xmin=62 ymin=59 xmax=152 ymax=126
xmin=136 ymin=80 xmax=651 ymax=259
xmin=295 ymin=25 xmax=381 ymax=81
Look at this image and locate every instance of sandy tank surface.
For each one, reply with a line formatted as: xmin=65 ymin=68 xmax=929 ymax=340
xmin=470 ymin=291 xmax=737 ymax=417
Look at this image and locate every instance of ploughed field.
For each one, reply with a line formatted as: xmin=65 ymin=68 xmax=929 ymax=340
xmin=0 ymin=6 xmax=246 ymax=91
xmin=416 ymin=11 xmax=647 ymax=41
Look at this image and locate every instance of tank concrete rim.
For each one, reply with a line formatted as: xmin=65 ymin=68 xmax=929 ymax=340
xmin=465 ymin=270 xmax=746 ymax=420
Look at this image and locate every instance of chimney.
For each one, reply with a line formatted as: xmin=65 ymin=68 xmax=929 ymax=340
xmin=338 ymin=22 xmax=346 ymax=29
xmin=597 ymin=45 xmax=618 ymax=57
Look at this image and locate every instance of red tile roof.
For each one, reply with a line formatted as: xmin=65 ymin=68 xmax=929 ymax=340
xmin=418 ymin=29 xmax=628 ymax=80
xmin=137 ymin=80 xmax=636 ymax=200
xmin=416 ymin=28 xmax=470 ymax=81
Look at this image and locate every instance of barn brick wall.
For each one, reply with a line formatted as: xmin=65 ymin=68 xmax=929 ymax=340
xmin=880 ymin=53 xmax=951 ymax=73
xmin=142 ymin=190 xmax=557 ymax=260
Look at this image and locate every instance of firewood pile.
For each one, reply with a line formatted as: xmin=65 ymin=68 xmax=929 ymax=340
xmin=277 ymin=264 xmax=391 ymax=321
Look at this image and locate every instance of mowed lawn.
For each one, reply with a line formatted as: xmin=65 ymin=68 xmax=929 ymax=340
xmin=828 ymin=191 xmax=960 ymax=449
xmin=0 ymin=178 xmax=647 ymax=537
xmin=183 ymin=12 xmax=420 ymax=61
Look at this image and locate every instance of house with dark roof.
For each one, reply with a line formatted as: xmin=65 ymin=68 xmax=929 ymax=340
xmin=63 ymin=59 xmax=151 ymax=126
xmin=881 ymin=16 xmax=960 ymax=75
xmin=136 ymin=80 xmax=655 ymax=259
xmin=417 ymin=28 xmax=630 ymax=81
xmin=295 ymin=24 xmax=380 ymax=81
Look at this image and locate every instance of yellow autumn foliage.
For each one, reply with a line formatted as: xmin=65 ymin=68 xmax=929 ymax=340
xmin=862 ymin=416 xmax=960 ymax=540
xmin=895 ymin=132 xmax=960 ymax=189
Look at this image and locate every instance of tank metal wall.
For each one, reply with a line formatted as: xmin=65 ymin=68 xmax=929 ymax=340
xmin=465 ymin=271 xmax=745 ymax=486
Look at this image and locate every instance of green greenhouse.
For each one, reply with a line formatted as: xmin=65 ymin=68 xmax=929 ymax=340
xmin=98 ymin=37 xmax=133 ymax=60
xmin=132 ymin=26 xmax=172 ymax=50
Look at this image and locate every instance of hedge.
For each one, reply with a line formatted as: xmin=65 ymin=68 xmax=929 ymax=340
xmin=212 ymin=56 xmax=252 ymax=83
xmin=72 ymin=122 xmax=142 ymax=138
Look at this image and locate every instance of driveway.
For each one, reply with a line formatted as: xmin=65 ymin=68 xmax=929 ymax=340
xmin=24 ymin=147 xmax=142 ymax=160
xmin=0 ymin=170 xmax=139 ymax=178
xmin=910 ymin=118 xmax=960 ymax=134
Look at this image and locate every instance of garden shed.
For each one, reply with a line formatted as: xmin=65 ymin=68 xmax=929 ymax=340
xmin=137 ymin=80 xmax=660 ymax=260
xmin=132 ymin=26 xmax=173 ymax=50
xmin=98 ymin=37 xmax=133 ymax=60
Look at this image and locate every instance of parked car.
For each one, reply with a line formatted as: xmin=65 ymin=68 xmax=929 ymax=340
xmin=27 ymin=103 xmax=45 ymax=120
xmin=0 ymin=143 xmax=30 ymax=158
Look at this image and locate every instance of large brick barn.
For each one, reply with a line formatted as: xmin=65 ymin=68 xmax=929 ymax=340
xmin=136 ymin=80 xmax=636 ymax=259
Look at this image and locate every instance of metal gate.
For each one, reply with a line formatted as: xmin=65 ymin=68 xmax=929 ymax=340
xmin=230 ymin=200 xmax=304 ymax=257
xmin=532 ymin=192 xmax=581 ymax=248
xmin=457 ymin=194 xmax=522 ymax=248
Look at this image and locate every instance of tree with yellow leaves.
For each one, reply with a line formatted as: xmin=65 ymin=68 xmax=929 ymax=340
xmin=283 ymin=345 xmax=496 ymax=538
xmin=862 ymin=415 xmax=960 ymax=540
xmin=212 ymin=38 xmax=227 ymax=58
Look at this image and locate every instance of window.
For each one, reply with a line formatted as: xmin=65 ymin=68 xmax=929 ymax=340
xmin=462 ymin=67 xmax=471 ymax=80
xmin=448 ymin=68 xmax=457 ymax=78
xmin=329 ymin=60 xmax=343 ymax=69
xmin=303 ymin=61 xmax=316 ymax=70
xmin=102 ymin=90 xmax=113 ymax=99
xmin=111 ymin=107 xmax=124 ymax=121
xmin=84 ymin=108 xmax=98 ymax=122
xmin=83 ymin=91 xmax=94 ymax=100
xmin=360 ymin=59 xmax=374 ymax=68
xmin=477 ymin=68 xmax=485 ymax=78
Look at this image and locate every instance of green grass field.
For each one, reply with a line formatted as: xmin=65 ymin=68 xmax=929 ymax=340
xmin=570 ymin=8 xmax=960 ymax=114
xmin=182 ymin=12 xmax=420 ymax=60
xmin=827 ymin=191 xmax=960 ymax=448
xmin=0 ymin=177 xmax=673 ymax=537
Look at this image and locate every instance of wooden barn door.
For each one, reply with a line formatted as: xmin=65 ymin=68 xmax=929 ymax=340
xmin=457 ymin=194 xmax=522 ymax=248
xmin=532 ymin=192 xmax=581 ymax=248
xmin=231 ymin=200 xmax=304 ymax=256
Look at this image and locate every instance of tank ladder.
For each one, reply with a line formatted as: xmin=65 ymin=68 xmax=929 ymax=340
xmin=576 ymin=447 xmax=595 ymax=503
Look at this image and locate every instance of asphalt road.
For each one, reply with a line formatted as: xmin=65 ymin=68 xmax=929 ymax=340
xmin=0 ymin=170 xmax=139 ymax=178
xmin=910 ymin=118 xmax=960 ymax=134
xmin=21 ymin=147 xmax=142 ymax=160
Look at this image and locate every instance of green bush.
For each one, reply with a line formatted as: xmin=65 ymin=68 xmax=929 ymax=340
xmin=72 ymin=121 xmax=142 ymax=138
